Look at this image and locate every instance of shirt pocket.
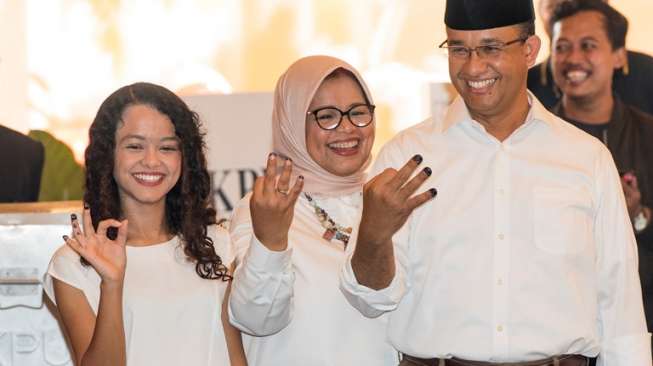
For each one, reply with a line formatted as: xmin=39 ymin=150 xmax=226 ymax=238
xmin=532 ymin=186 xmax=594 ymax=255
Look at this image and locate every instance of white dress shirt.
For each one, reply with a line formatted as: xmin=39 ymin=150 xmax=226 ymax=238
xmin=229 ymin=192 xmax=398 ymax=366
xmin=340 ymin=95 xmax=651 ymax=365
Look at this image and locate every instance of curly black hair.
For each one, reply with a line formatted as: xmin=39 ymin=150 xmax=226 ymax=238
xmin=84 ymin=82 xmax=230 ymax=280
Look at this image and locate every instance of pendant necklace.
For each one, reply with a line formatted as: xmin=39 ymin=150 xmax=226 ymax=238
xmin=303 ymin=192 xmax=352 ymax=248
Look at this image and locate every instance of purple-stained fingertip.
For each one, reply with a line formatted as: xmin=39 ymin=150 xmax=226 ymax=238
xmin=429 ymin=188 xmax=438 ymax=197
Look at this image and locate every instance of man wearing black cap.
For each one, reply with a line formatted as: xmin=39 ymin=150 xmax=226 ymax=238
xmin=340 ymin=0 xmax=650 ymax=365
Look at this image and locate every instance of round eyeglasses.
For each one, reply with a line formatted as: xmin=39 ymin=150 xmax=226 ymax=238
xmin=307 ymin=103 xmax=376 ymax=130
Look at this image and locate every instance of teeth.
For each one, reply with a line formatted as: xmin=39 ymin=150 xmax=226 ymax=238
xmin=328 ymin=140 xmax=359 ymax=149
xmin=467 ymin=78 xmax=497 ymax=89
xmin=566 ymin=70 xmax=588 ymax=83
xmin=133 ymin=173 xmax=163 ymax=182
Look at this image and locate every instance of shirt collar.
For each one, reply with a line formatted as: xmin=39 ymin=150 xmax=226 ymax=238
xmin=441 ymin=91 xmax=556 ymax=132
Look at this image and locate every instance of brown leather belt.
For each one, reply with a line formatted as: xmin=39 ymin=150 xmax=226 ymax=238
xmin=402 ymin=354 xmax=589 ymax=366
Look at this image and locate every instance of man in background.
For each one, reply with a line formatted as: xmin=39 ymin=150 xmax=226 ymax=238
xmin=549 ymin=0 xmax=653 ymax=350
xmin=528 ymin=0 xmax=653 ymax=115
xmin=0 ymin=124 xmax=44 ymax=202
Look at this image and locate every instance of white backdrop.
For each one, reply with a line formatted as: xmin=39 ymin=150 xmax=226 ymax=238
xmin=184 ymin=92 xmax=274 ymax=220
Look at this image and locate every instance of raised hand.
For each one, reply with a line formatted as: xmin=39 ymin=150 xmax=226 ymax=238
xmin=63 ymin=206 xmax=129 ymax=285
xmin=250 ymin=153 xmax=304 ymax=251
xmin=622 ymin=172 xmax=643 ymax=219
xmin=359 ymin=154 xmax=436 ymax=246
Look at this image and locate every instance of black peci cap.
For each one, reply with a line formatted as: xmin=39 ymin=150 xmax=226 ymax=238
xmin=445 ymin=0 xmax=535 ymax=31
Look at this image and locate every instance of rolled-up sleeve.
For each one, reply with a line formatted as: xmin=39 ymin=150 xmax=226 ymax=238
xmin=339 ymin=140 xmax=413 ymax=318
xmin=228 ymin=194 xmax=295 ymax=336
xmin=340 ymin=249 xmax=408 ymax=318
xmin=593 ymin=147 xmax=652 ymax=365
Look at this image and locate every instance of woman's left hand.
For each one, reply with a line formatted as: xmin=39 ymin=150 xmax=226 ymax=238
xmin=249 ymin=153 xmax=304 ymax=251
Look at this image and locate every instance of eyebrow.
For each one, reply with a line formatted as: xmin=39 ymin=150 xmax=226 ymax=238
xmin=119 ymin=134 xmax=179 ymax=143
xmin=310 ymin=102 xmax=367 ymax=111
xmin=555 ymin=36 xmax=598 ymax=44
xmin=447 ymin=37 xmax=512 ymax=46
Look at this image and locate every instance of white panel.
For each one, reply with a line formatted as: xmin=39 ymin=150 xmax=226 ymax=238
xmin=184 ymin=92 xmax=274 ymax=218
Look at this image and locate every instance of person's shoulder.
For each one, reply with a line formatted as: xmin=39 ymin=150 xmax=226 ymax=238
xmin=207 ymin=223 xmax=233 ymax=263
xmin=537 ymin=104 xmax=605 ymax=150
xmin=51 ymin=243 xmax=82 ymax=264
xmin=627 ymin=50 xmax=653 ymax=66
xmin=386 ymin=117 xmax=440 ymax=148
xmin=0 ymin=126 xmax=43 ymax=154
xmin=623 ymin=103 xmax=653 ymax=131
xmin=207 ymin=222 xmax=229 ymax=244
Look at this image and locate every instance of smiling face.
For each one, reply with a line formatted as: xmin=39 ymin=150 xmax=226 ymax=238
xmin=113 ymin=104 xmax=182 ymax=209
xmin=551 ymin=10 xmax=626 ymax=105
xmin=446 ymin=24 xmax=539 ymax=122
xmin=305 ymin=72 xmax=375 ymax=177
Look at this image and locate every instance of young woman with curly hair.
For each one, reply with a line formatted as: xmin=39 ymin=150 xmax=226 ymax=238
xmin=43 ymin=82 xmax=246 ymax=366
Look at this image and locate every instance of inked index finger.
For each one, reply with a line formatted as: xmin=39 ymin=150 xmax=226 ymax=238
xmin=82 ymin=205 xmax=94 ymax=235
xmin=389 ymin=154 xmax=423 ymax=190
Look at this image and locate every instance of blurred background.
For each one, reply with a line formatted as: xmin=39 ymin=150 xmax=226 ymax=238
xmin=1 ymin=0 xmax=652 ymax=201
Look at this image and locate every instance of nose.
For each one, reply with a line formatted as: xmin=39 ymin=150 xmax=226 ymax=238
xmin=461 ymin=51 xmax=488 ymax=77
xmin=338 ymin=114 xmax=357 ymax=133
xmin=565 ymin=45 xmax=586 ymax=65
xmin=141 ymin=146 xmax=161 ymax=168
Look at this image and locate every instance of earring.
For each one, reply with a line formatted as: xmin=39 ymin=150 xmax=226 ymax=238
xmin=623 ymin=59 xmax=630 ymax=76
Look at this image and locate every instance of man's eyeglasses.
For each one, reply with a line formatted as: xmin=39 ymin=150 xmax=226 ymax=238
xmin=307 ymin=103 xmax=375 ymax=131
xmin=438 ymin=37 xmax=528 ymax=60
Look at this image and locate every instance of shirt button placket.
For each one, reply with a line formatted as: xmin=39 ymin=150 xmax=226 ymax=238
xmin=492 ymin=145 xmax=511 ymax=357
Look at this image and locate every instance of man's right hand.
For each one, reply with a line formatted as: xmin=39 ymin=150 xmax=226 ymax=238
xmin=358 ymin=154 xmax=437 ymax=246
xmin=352 ymin=154 xmax=436 ymax=290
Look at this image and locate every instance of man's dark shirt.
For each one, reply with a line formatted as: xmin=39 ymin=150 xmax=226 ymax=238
xmin=0 ymin=125 xmax=44 ymax=202
xmin=530 ymin=50 xmax=653 ymax=115
xmin=552 ymin=100 xmax=653 ymax=346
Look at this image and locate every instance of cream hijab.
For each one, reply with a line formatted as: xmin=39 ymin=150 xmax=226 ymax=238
xmin=272 ymin=55 xmax=374 ymax=197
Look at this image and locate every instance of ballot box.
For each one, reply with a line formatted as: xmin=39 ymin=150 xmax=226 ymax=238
xmin=0 ymin=201 xmax=81 ymax=366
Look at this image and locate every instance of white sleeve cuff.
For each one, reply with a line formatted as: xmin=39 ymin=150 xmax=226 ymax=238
xmin=339 ymin=253 xmax=406 ymax=318
xmin=245 ymin=234 xmax=293 ymax=273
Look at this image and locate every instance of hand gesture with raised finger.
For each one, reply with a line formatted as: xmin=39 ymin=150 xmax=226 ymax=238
xmin=359 ymin=154 xmax=437 ymax=246
xmin=250 ymin=153 xmax=304 ymax=251
xmin=622 ymin=172 xmax=643 ymax=219
xmin=63 ymin=206 xmax=129 ymax=285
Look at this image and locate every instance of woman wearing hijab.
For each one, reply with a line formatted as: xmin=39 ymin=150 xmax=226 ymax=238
xmin=227 ymin=55 xmax=433 ymax=365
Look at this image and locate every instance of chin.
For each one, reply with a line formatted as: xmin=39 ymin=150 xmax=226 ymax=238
xmin=327 ymin=162 xmax=366 ymax=177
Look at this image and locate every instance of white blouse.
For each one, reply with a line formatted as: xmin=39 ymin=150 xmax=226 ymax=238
xmin=44 ymin=225 xmax=233 ymax=366
xmin=228 ymin=191 xmax=398 ymax=366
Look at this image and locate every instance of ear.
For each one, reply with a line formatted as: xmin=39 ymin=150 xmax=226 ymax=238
xmin=612 ymin=47 xmax=627 ymax=70
xmin=524 ymin=35 xmax=542 ymax=68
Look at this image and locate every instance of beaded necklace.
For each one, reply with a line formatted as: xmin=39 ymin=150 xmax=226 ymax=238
xmin=303 ymin=192 xmax=353 ymax=248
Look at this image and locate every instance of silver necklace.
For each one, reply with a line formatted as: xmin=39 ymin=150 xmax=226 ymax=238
xmin=303 ymin=192 xmax=352 ymax=248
